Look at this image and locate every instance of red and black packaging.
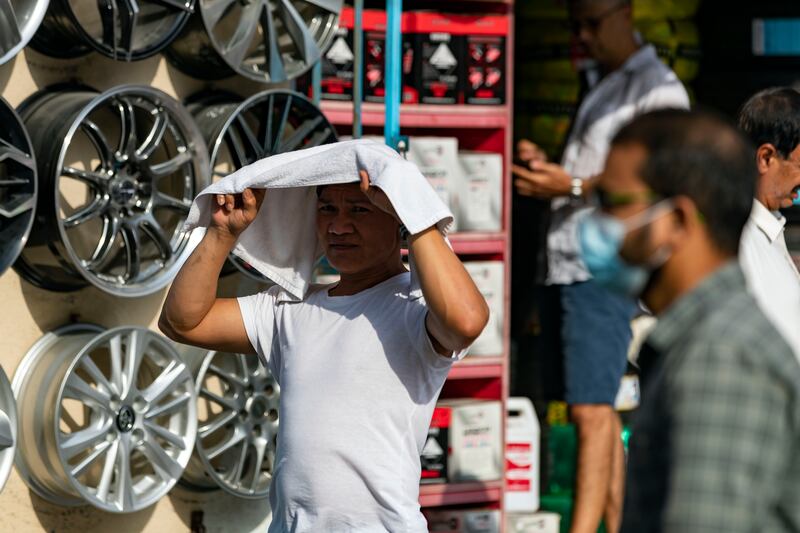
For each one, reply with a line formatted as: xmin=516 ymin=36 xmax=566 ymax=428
xmin=415 ymin=31 xmax=463 ymax=104
xmin=420 ymin=406 xmax=450 ymax=484
xmin=320 ymin=26 xmax=355 ymax=101
xmin=465 ymin=35 xmax=506 ymax=105
xmin=364 ymin=30 xmax=418 ymax=104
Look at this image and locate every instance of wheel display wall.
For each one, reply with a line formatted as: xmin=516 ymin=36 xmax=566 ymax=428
xmin=177 ymin=347 xmax=279 ymax=499
xmin=0 ymin=95 xmax=37 ymax=278
xmin=167 ymin=0 xmax=343 ymax=83
xmin=187 ymin=88 xmax=337 ymax=280
xmin=12 ymin=325 xmax=197 ymax=513
xmin=30 ymin=0 xmax=196 ymax=61
xmin=0 ymin=365 xmax=18 ymax=494
xmin=13 ymin=85 xmax=210 ymax=297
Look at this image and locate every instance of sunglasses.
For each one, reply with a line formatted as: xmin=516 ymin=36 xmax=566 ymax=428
xmin=570 ymin=2 xmax=627 ymax=35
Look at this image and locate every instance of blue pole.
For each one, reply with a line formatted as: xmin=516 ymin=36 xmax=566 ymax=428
xmin=353 ymin=0 xmax=364 ymax=138
xmin=312 ymin=61 xmax=322 ymax=107
xmin=384 ymin=0 xmax=402 ymax=150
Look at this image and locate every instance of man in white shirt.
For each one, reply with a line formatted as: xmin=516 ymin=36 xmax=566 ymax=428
xmin=159 ymin=171 xmax=489 ymax=532
xmin=513 ymin=1 xmax=689 ymax=531
xmin=737 ymin=87 xmax=800 ymax=356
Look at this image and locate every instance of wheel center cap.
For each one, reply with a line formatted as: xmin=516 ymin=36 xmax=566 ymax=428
xmin=247 ymin=396 xmax=268 ymax=419
xmin=116 ymin=405 xmax=136 ymax=432
xmin=110 ymin=179 xmax=137 ymax=205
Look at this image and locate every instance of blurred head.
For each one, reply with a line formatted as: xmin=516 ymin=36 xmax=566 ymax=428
xmin=580 ymin=109 xmax=756 ymax=308
xmin=568 ymin=0 xmax=635 ymax=67
xmin=738 ymin=87 xmax=800 ymax=210
xmin=315 ymin=183 xmax=402 ymax=276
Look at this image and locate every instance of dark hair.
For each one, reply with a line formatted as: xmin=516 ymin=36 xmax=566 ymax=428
xmin=612 ymin=109 xmax=756 ymax=255
xmin=738 ymin=87 xmax=800 ymax=158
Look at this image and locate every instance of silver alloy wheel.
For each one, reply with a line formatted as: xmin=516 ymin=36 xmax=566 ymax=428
xmin=14 ymin=85 xmax=209 ymax=297
xmin=12 ymin=325 xmax=197 ymax=512
xmin=187 ymin=89 xmax=336 ymax=281
xmin=0 ymin=95 xmax=37 ymax=278
xmin=167 ymin=0 xmax=342 ymax=83
xmin=0 ymin=0 xmax=49 ymax=65
xmin=30 ymin=0 xmax=195 ymax=60
xmin=178 ymin=347 xmax=279 ymax=498
xmin=0 ymin=365 xmax=18 ymax=493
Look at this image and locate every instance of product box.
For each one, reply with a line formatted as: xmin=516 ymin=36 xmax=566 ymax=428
xmin=320 ymin=25 xmax=355 ymax=100
xmin=456 ymin=152 xmax=503 ymax=232
xmin=406 ymin=136 xmax=462 ymax=230
xmin=421 ymin=406 xmax=450 ymax=484
xmin=465 ymin=35 xmax=506 ymax=105
xmin=438 ymin=399 xmax=503 ymax=482
xmin=407 ymin=12 xmax=508 ymax=105
xmin=364 ymin=30 xmax=418 ymax=103
xmin=463 ymin=262 xmax=504 ymax=356
xmin=506 ymin=512 xmax=561 ymax=533
xmin=426 ymin=509 xmax=501 ymax=533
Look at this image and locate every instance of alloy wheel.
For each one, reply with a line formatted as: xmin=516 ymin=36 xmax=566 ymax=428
xmin=0 ymin=0 xmax=49 ymax=65
xmin=14 ymin=85 xmax=209 ymax=297
xmin=12 ymin=325 xmax=197 ymax=512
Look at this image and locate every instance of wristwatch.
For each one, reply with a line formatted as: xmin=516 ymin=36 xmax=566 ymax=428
xmin=570 ymin=177 xmax=584 ymax=202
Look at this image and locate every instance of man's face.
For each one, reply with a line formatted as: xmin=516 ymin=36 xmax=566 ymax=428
xmin=761 ymin=144 xmax=800 ymax=210
xmin=597 ymin=144 xmax=675 ymax=281
xmin=315 ymin=183 xmax=401 ymax=275
xmin=569 ymin=0 xmax=631 ymax=65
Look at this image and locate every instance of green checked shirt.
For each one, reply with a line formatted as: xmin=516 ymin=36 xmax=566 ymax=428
xmin=621 ymin=262 xmax=800 ymax=533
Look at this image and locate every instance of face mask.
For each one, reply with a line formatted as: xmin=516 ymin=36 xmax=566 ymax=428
xmin=578 ymin=199 xmax=674 ymax=298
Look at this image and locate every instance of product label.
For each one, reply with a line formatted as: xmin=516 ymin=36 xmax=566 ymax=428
xmin=467 ymin=179 xmax=492 ymax=223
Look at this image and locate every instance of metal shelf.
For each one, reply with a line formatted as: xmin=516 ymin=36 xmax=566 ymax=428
xmin=321 ymin=101 xmax=510 ymax=129
xmin=419 ymin=480 xmax=503 ymax=507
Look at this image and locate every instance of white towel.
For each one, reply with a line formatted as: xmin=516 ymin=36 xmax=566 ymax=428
xmin=183 ymin=139 xmax=454 ymax=301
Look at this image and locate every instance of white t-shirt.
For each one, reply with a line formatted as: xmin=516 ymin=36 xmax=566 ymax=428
xmin=740 ymin=200 xmax=800 ymax=358
xmin=238 ymin=272 xmax=461 ymax=533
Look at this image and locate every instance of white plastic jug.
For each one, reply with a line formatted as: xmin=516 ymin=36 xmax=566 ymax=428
xmin=505 ymin=397 xmax=540 ymax=512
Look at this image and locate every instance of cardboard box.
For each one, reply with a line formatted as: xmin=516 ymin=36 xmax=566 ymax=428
xmin=456 ymin=152 xmax=503 ymax=232
xmin=438 ymin=399 xmax=503 ymax=482
xmin=426 ymin=509 xmax=501 ymax=533
xmin=320 ymin=26 xmax=355 ymax=100
xmin=406 ymin=136 xmax=462 ymax=230
xmin=421 ymin=406 xmax=450 ymax=484
xmin=415 ymin=31 xmax=464 ymax=104
xmin=463 ymin=261 xmax=504 ymax=356
xmin=506 ymin=512 xmax=561 ymax=533
xmin=364 ymin=30 xmax=418 ymax=103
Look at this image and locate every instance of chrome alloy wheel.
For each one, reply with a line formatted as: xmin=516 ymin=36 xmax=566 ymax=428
xmin=0 ymin=95 xmax=37 ymax=278
xmin=30 ymin=0 xmax=195 ymax=60
xmin=0 ymin=0 xmax=49 ymax=65
xmin=167 ymin=0 xmax=342 ymax=83
xmin=178 ymin=347 xmax=279 ymax=499
xmin=0 ymin=365 xmax=18 ymax=493
xmin=12 ymin=325 xmax=197 ymax=512
xmin=187 ymin=89 xmax=336 ymax=281
xmin=14 ymin=86 xmax=209 ymax=297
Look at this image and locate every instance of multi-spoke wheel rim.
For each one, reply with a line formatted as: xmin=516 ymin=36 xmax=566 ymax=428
xmin=187 ymin=89 xmax=336 ymax=281
xmin=168 ymin=0 xmax=342 ymax=83
xmin=0 ymin=96 xmax=37 ymax=278
xmin=0 ymin=366 xmax=17 ymax=493
xmin=12 ymin=325 xmax=197 ymax=512
xmin=0 ymin=0 xmax=49 ymax=65
xmin=178 ymin=347 xmax=279 ymax=498
xmin=31 ymin=0 xmax=195 ymax=60
xmin=14 ymin=85 xmax=209 ymax=296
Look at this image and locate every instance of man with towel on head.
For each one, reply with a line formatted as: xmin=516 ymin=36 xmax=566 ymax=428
xmin=159 ymin=144 xmax=490 ymax=532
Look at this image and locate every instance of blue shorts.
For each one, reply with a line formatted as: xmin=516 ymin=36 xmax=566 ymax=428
xmin=540 ymin=280 xmax=637 ymax=405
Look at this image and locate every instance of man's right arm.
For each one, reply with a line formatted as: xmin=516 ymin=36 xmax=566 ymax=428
xmin=159 ymin=188 xmax=265 ymax=354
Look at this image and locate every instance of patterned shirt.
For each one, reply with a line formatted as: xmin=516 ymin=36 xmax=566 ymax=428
xmin=547 ymin=45 xmax=689 ymax=285
xmin=621 ymin=262 xmax=800 ymax=533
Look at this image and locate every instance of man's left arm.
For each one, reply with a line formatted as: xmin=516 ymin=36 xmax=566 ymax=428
xmin=661 ymin=341 xmax=793 ymax=533
xmin=408 ymin=227 xmax=490 ymax=356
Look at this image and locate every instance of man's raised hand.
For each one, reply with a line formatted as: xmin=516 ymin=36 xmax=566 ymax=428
xmin=210 ymin=188 xmax=266 ymax=241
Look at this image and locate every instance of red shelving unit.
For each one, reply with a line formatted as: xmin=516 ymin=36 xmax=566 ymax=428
xmin=420 ymin=480 xmax=504 ymax=507
xmin=320 ymin=101 xmax=509 ymax=129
